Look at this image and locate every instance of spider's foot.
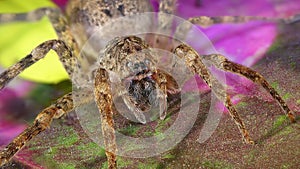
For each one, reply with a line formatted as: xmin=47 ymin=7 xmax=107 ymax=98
xmin=106 ymin=151 xmax=117 ymax=169
xmin=159 ymin=101 xmax=167 ymax=120
xmin=132 ymin=109 xmax=147 ymax=124
xmin=0 ymin=156 xmax=8 ymax=167
xmin=242 ymin=130 xmax=255 ymax=144
xmin=243 ymin=137 xmax=255 ymax=145
xmin=157 ymin=90 xmax=167 ymax=120
xmin=288 ymin=112 xmax=296 ymax=123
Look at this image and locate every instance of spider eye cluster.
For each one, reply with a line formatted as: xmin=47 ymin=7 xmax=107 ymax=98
xmin=126 ymin=58 xmax=152 ymax=75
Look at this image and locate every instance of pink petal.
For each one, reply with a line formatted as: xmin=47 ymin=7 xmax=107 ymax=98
xmin=52 ymin=0 xmax=68 ymax=10
xmin=201 ymin=22 xmax=277 ymax=66
xmin=177 ymin=0 xmax=300 ymax=18
xmin=0 ymin=121 xmax=26 ymax=145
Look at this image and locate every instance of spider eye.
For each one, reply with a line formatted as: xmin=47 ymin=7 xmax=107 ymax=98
xmin=133 ymin=63 xmax=140 ymax=70
xmin=144 ymin=59 xmax=150 ymax=65
xmin=144 ymin=81 xmax=150 ymax=88
xmin=139 ymin=61 xmax=146 ymax=69
xmin=126 ymin=61 xmax=133 ymax=67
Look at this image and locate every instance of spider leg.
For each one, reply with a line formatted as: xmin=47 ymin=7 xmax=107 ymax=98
xmin=153 ymin=0 xmax=177 ymax=50
xmin=158 ymin=0 xmax=177 ymax=31
xmin=94 ymin=68 xmax=117 ymax=169
xmin=0 ymin=93 xmax=74 ymax=167
xmin=0 ymin=8 xmax=48 ymax=23
xmin=0 ymin=40 xmax=74 ymax=89
xmin=122 ymin=93 xmax=147 ymax=124
xmin=153 ymin=70 xmax=168 ymax=120
xmin=122 ymin=95 xmax=147 ymax=124
xmin=173 ymin=15 xmax=300 ymax=41
xmin=188 ymin=15 xmax=300 ymax=27
xmin=174 ymin=44 xmax=255 ymax=144
xmin=202 ymin=54 xmax=296 ymax=123
xmin=0 ymin=7 xmax=81 ymax=89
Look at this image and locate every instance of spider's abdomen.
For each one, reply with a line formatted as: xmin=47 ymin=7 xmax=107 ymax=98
xmin=66 ymin=0 xmax=153 ymax=49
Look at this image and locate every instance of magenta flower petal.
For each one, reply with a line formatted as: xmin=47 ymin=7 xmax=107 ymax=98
xmin=0 ymin=81 xmax=35 ymax=166
xmin=0 ymin=121 xmax=26 ymax=145
xmin=0 ymin=87 xmax=29 ymax=145
xmin=201 ymin=22 xmax=277 ymax=66
xmin=150 ymin=0 xmax=159 ymax=12
xmin=52 ymin=0 xmax=68 ymax=10
xmin=181 ymin=22 xmax=277 ymax=93
xmin=176 ymin=0 xmax=300 ymax=68
xmin=177 ymin=0 xmax=300 ymax=18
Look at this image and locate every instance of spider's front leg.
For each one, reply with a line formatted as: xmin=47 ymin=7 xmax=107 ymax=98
xmin=0 ymin=6 xmax=79 ymax=89
xmin=0 ymin=7 xmax=83 ymax=167
xmin=187 ymin=14 xmax=300 ymax=28
xmin=202 ymin=54 xmax=296 ymax=122
xmin=0 ymin=93 xmax=74 ymax=166
xmin=0 ymin=39 xmax=74 ymax=89
xmin=174 ymin=44 xmax=255 ymax=144
xmin=0 ymin=38 xmax=78 ymax=167
xmin=153 ymin=70 xmax=168 ymax=120
xmin=153 ymin=0 xmax=177 ymax=49
xmin=93 ymin=68 xmax=117 ymax=169
xmin=174 ymin=44 xmax=296 ymax=144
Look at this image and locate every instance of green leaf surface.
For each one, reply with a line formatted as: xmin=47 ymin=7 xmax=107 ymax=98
xmin=0 ymin=0 xmax=69 ymax=83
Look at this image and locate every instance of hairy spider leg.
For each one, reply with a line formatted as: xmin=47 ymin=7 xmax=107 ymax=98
xmin=202 ymin=54 xmax=296 ymax=123
xmin=188 ymin=15 xmax=300 ymax=27
xmin=0 ymin=39 xmax=73 ymax=89
xmin=0 ymin=7 xmax=81 ymax=89
xmin=174 ymin=44 xmax=255 ymax=144
xmin=0 ymin=93 xmax=74 ymax=166
xmin=158 ymin=0 xmax=177 ymax=30
xmin=94 ymin=68 xmax=117 ymax=169
xmin=154 ymin=70 xmax=168 ymax=120
xmin=174 ymin=44 xmax=296 ymax=144
xmin=152 ymin=0 xmax=178 ymax=50
xmin=173 ymin=14 xmax=300 ymax=42
xmin=0 ymin=7 xmax=83 ymax=167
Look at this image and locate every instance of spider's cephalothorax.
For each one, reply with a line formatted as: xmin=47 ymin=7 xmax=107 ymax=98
xmin=99 ymin=36 xmax=167 ymax=123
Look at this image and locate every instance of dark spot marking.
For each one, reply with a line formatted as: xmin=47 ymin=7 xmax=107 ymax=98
xmin=117 ymin=5 xmax=125 ymax=16
xmin=102 ymin=9 xmax=112 ymax=17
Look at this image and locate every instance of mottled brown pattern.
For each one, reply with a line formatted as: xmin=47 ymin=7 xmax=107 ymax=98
xmin=94 ymin=68 xmax=117 ymax=169
xmin=0 ymin=40 xmax=73 ymax=90
xmin=203 ymin=54 xmax=296 ymax=123
xmin=0 ymin=93 xmax=74 ymax=166
xmin=189 ymin=15 xmax=300 ymax=27
xmin=174 ymin=44 xmax=254 ymax=144
xmin=175 ymin=44 xmax=295 ymax=143
xmin=154 ymin=70 xmax=168 ymax=120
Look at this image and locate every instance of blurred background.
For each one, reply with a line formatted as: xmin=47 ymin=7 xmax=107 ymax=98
xmin=0 ymin=0 xmax=299 ymax=168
